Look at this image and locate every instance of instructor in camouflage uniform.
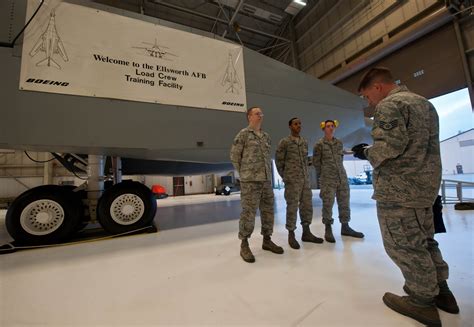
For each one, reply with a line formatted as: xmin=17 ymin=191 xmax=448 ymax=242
xmin=230 ymin=106 xmax=284 ymax=263
xmin=355 ymin=67 xmax=459 ymax=326
xmin=312 ymin=120 xmax=365 ymax=243
xmin=276 ymin=117 xmax=324 ymax=249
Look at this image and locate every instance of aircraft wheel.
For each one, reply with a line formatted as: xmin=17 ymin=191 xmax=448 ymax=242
xmin=97 ymin=181 xmax=156 ymax=234
xmin=6 ymin=185 xmax=84 ymax=245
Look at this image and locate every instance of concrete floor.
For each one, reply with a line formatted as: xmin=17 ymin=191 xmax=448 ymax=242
xmin=0 ymin=188 xmax=472 ymax=326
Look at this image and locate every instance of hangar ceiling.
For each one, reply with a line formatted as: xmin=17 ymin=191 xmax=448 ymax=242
xmin=92 ymin=0 xmax=307 ymax=58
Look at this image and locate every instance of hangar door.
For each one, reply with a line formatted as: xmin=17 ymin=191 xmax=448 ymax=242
xmin=336 ymin=24 xmax=467 ymax=101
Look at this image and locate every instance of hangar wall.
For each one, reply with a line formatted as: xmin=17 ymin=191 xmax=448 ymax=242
xmin=335 ymin=23 xmax=466 ymax=100
xmin=0 ymin=150 xmax=84 ymax=200
xmin=440 ymin=129 xmax=474 ymax=175
xmin=287 ymin=0 xmax=473 ymax=107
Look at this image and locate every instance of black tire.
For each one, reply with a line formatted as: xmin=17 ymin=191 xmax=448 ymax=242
xmin=6 ymin=185 xmax=84 ymax=245
xmin=62 ymin=186 xmax=89 ymax=233
xmin=97 ymin=181 xmax=157 ymax=234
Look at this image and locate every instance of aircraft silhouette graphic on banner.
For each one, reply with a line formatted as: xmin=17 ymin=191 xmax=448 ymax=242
xmin=29 ymin=10 xmax=68 ymax=69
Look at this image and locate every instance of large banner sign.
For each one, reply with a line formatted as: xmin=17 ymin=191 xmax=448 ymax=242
xmin=19 ymin=0 xmax=247 ymax=112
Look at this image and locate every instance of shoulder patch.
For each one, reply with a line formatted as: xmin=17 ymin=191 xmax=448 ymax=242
xmin=379 ymin=119 xmax=398 ymax=130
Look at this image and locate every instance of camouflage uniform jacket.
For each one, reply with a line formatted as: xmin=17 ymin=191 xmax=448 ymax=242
xmin=275 ymin=135 xmax=309 ymax=182
xmin=365 ymin=85 xmax=441 ymax=207
xmin=230 ymin=127 xmax=272 ymax=182
xmin=312 ymin=137 xmax=347 ymax=185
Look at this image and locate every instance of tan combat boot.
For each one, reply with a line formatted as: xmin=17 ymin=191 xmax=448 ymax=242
xmin=435 ymin=292 xmax=459 ymax=314
xmin=240 ymin=238 xmax=255 ymax=263
xmin=262 ymin=236 xmax=284 ymax=254
xmin=404 ymin=282 xmax=459 ymax=314
xmin=324 ymin=224 xmax=336 ymax=243
xmin=383 ymin=292 xmax=441 ymax=326
xmin=288 ymin=231 xmax=300 ymax=249
xmin=301 ymin=225 xmax=324 ymax=243
xmin=341 ymin=223 xmax=364 ymax=238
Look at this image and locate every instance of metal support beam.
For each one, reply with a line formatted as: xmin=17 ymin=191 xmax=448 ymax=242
xmin=4 ymin=171 xmax=31 ymax=190
xmin=275 ymin=46 xmax=291 ymax=61
xmin=257 ymin=41 xmax=290 ymax=53
xmin=211 ymin=6 xmax=223 ymax=34
xmin=282 ymin=46 xmax=291 ymax=64
xmin=454 ymin=19 xmax=474 ymax=110
xmin=215 ymin=0 xmax=231 ymax=21
xmin=288 ymin=19 xmax=300 ymax=69
xmin=43 ymin=152 xmax=53 ymax=184
xmin=152 ymin=0 xmax=290 ymax=42
xmin=222 ymin=0 xmax=244 ymax=38
xmin=0 ymin=164 xmax=42 ymax=168
xmin=87 ymin=155 xmax=104 ymax=223
xmin=112 ymin=156 xmax=122 ymax=184
xmin=0 ymin=174 xmax=41 ymax=179
xmin=264 ymin=16 xmax=292 ymax=58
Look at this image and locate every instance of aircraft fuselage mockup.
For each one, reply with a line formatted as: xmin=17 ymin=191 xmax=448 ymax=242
xmin=0 ymin=1 xmax=369 ymax=247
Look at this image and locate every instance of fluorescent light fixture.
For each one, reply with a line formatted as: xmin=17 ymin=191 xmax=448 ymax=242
xmin=286 ymin=0 xmax=307 ymax=15
xmin=293 ymin=0 xmax=307 ymax=6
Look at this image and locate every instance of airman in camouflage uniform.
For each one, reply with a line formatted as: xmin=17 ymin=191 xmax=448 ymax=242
xmin=355 ymin=67 xmax=459 ymax=326
xmin=276 ymin=117 xmax=324 ymax=249
xmin=230 ymin=106 xmax=284 ymax=263
xmin=312 ymin=120 xmax=364 ymax=243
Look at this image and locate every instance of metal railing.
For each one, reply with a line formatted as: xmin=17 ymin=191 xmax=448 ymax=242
xmin=440 ymin=179 xmax=474 ymax=204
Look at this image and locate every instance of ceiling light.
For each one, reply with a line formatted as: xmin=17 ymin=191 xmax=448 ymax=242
xmin=285 ymin=0 xmax=307 ymax=15
xmin=293 ymin=0 xmax=307 ymax=6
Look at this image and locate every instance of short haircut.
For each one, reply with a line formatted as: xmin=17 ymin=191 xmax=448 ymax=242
xmin=358 ymin=67 xmax=394 ymax=92
xmin=324 ymin=119 xmax=335 ymax=126
xmin=247 ymin=106 xmax=259 ymax=116
xmin=246 ymin=106 xmax=259 ymax=121
xmin=288 ymin=117 xmax=299 ymax=126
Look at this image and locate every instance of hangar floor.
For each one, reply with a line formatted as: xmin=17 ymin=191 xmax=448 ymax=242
xmin=0 ymin=188 xmax=472 ymax=326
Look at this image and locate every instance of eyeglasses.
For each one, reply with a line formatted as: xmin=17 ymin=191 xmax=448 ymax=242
xmin=252 ymin=112 xmax=264 ymax=117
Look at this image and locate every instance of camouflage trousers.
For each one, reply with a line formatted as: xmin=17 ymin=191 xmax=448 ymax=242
xmin=377 ymin=202 xmax=449 ymax=301
xmin=319 ymin=180 xmax=350 ymax=225
xmin=284 ymin=180 xmax=313 ymax=231
xmin=238 ymin=181 xmax=274 ymax=240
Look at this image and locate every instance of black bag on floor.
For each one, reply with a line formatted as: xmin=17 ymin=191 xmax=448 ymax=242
xmin=433 ymin=195 xmax=446 ymax=234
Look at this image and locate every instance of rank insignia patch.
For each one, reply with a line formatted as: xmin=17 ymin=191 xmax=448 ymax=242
xmin=379 ymin=120 xmax=398 ymax=130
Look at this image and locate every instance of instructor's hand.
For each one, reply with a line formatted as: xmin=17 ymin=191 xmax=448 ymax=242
xmin=351 ymin=143 xmax=369 ymax=160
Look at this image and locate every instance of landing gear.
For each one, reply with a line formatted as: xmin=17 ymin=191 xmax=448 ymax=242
xmin=5 ymin=185 xmax=84 ymax=245
xmin=97 ymin=181 xmax=156 ymax=234
xmin=3 ymin=154 xmax=157 ymax=247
